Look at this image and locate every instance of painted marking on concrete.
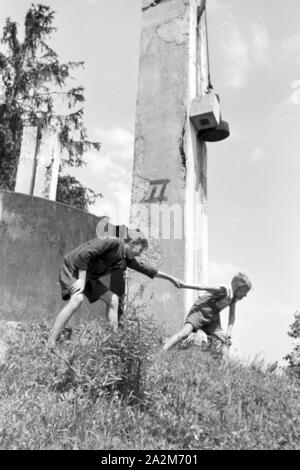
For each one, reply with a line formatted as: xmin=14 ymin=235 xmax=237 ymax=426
xmin=142 ymin=178 xmax=170 ymax=203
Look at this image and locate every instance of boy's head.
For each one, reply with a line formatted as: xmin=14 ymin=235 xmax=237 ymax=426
xmin=125 ymin=229 xmax=148 ymax=259
xmin=231 ymin=272 xmax=252 ymax=301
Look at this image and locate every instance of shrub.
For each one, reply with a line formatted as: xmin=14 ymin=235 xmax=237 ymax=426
xmin=0 ymin=306 xmax=299 ymax=450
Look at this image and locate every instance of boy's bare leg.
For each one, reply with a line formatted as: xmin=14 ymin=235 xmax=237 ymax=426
xmin=210 ymin=330 xmax=230 ymax=362
xmin=163 ymin=323 xmax=194 ymax=352
xmin=100 ymin=291 xmax=119 ymax=333
xmin=47 ymin=293 xmax=84 ymax=350
xmin=222 ymin=344 xmax=230 ymax=362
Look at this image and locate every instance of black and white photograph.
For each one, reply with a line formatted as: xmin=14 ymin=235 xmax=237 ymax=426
xmin=0 ymin=0 xmax=299 ymax=452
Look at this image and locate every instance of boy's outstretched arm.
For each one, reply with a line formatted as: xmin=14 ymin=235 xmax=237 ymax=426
xmin=127 ymin=258 xmax=182 ymax=287
xmin=155 ymin=274 xmax=227 ymax=291
xmin=178 ymin=282 xmax=227 ymax=294
xmin=155 ymin=271 xmax=182 ymax=287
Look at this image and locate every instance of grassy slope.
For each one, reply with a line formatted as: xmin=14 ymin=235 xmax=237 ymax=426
xmin=0 ymin=320 xmax=299 ymax=450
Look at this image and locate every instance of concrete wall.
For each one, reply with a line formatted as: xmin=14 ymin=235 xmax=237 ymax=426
xmin=0 ymin=190 xmax=107 ymax=324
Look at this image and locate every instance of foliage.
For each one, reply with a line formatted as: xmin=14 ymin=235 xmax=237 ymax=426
xmin=0 ymin=3 xmax=101 ymax=209
xmin=0 ymin=305 xmax=299 ymax=450
xmin=0 ymin=104 xmax=22 ymax=190
xmin=284 ymin=311 xmax=300 ymax=379
xmin=56 ymin=174 xmax=102 ymax=211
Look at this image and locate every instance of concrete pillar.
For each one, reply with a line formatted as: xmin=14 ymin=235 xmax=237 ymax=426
xmin=129 ymin=0 xmax=209 ymax=333
xmin=33 ymin=126 xmax=61 ymax=200
xmin=14 ymin=126 xmax=38 ymax=195
xmin=15 ymin=125 xmax=61 ymax=200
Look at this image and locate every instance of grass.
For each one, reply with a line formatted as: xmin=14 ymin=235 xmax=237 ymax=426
xmin=0 ymin=307 xmax=299 ymax=450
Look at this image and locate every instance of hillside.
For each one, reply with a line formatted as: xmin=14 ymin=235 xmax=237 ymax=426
xmin=0 ymin=314 xmax=299 ymax=450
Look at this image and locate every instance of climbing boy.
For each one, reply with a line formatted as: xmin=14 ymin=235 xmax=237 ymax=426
xmin=47 ymin=231 xmax=181 ymax=350
xmin=163 ymin=272 xmax=252 ymax=358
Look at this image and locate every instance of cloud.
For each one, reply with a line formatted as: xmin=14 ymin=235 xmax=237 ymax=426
xmin=207 ymin=1 xmax=249 ymax=89
xmin=251 ymin=146 xmax=264 ymax=161
xmin=216 ymin=10 xmax=271 ymax=89
xmin=270 ymin=94 xmax=300 ymax=126
xmin=233 ymin=299 xmax=295 ymax=363
xmin=67 ymin=125 xmax=134 ymax=225
xmin=281 ymin=33 xmax=300 ymax=65
xmin=208 ymin=0 xmax=231 ymax=13
xmin=221 ymin=25 xmax=250 ymax=89
xmin=228 ymin=215 xmax=240 ymax=225
xmin=92 ymin=126 xmax=134 ymax=162
xmin=251 ymin=24 xmax=270 ymax=66
xmin=208 ymin=261 xmax=245 ymax=284
xmin=290 ymin=80 xmax=300 ymax=105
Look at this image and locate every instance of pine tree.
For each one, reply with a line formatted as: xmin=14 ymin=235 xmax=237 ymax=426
xmin=0 ymin=3 xmax=101 ymax=209
xmin=285 ymin=311 xmax=300 ymax=379
xmin=56 ymin=175 xmax=102 ymax=211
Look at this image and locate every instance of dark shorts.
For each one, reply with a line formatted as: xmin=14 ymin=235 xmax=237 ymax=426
xmin=59 ymin=262 xmax=125 ymax=303
xmin=185 ymin=303 xmax=224 ymax=336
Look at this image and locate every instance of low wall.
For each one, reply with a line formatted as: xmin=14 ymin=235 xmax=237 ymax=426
xmin=0 ymin=190 xmax=114 ymax=324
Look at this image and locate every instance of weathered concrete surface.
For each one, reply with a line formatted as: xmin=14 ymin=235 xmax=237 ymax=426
xmin=15 ymin=126 xmax=38 ymax=195
xmin=14 ymin=126 xmax=61 ymax=201
xmin=33 ymin=126 xmax=61 ymax=200
xmin=0 ymin=190 xmax=113 ymax=324
xmin=130 ymin=0 xmax=208 ymax=334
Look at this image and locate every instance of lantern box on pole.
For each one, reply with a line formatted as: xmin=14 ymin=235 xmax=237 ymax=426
xmin=189 ymin=92 xmax=221 ymax=131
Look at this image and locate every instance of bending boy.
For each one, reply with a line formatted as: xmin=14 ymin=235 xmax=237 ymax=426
xmin=163 ymin=273 xmax=252 ymax=358
xmin=47 ymin=232 xmax=180 ymax=350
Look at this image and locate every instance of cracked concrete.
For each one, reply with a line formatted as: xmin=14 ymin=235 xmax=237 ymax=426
xmin=131 ymin=136 xmax=147 ymax=205
xmin=156 ymin=8 xmax=190 ymax=45
xmin=197 ymin=0 xmax=206 ymax=19
xmin=140 ymin=2 xmax=188 ymax=56
xmin=142 ymin=0 xmax=172 ymax=11
xmin=179 ymin=112 xmax=187 ymax=177
xmin=142 ymin=0 xmax=159 ymax=9
xmin=15 ymin=126 xmax=61 ymax=201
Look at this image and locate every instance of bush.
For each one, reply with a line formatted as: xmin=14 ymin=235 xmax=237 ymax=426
xmin=285 ymin=311 xmax=300 ymax=379
xmin=0 ymin=304 xmax=164 ymax=449
xmin=0 ymin=305 xmax=299 ymax=450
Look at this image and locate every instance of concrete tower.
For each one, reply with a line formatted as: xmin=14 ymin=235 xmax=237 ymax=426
xmin=129 ymin=0 xmax=225 ymax=333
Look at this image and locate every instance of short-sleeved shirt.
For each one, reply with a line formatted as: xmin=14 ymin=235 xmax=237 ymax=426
xmin=59 ymin=237 xmax=158 ymax=302
xmin=185 ymin=286 xmax=233 ymax=334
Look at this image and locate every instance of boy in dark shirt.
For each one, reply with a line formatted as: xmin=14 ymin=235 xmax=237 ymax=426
xmin=163 ymin=273 xmax=252 ymax=358
xmin=47 ymin=233 xmax=180 ymax=349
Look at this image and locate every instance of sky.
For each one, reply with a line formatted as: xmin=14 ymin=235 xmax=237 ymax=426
xmin=1 ymin=0 xmax=300 ymax=364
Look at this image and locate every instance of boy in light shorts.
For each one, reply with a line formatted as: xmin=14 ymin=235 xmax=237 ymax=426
xmin=163 ymin=273 xmax=252 ymax=358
